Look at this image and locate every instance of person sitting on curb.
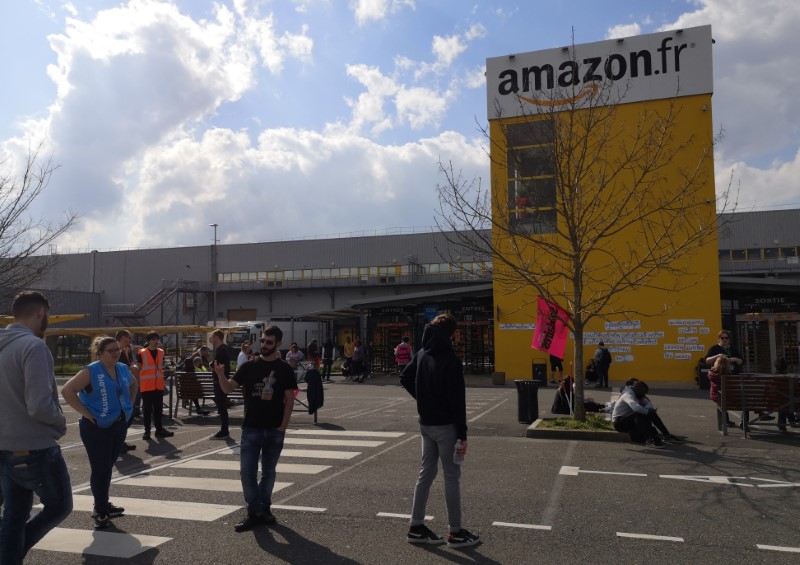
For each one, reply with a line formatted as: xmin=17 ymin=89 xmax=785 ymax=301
xmin=611 ymin=380 xmax=666 ymax=448
xmin=622 ymin=378 xmax=686 ymax=444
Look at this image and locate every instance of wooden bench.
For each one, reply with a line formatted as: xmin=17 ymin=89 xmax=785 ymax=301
xmin=171 ymin=371 xmax=244 ymax=418
xmin=719 ymin=373 xmax=799 ymax=438
xmin=171 ymin=370 xmax=320 ymax=423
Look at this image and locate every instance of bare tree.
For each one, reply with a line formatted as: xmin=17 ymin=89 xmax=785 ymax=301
xmin=436 ymin=79 xmax=735 ymax=420
xmin=0 ymin=142 xmax=77 ymax=295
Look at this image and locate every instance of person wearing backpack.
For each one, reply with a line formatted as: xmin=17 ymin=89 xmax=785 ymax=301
xmin=593 ymin=341 xmax=612 ymax=389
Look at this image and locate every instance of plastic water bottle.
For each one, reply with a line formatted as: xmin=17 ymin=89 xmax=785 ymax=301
xmin=261 ymin=371 xmax=275 ymax=401
xmin=453 ymin=440 xmax=464 ymax=465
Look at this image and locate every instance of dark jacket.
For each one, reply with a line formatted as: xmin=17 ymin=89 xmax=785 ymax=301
xmin=400 ymin=324 xmax=467 ymax=440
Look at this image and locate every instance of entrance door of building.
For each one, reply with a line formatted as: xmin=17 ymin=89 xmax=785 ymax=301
xmin=737 ymin=314 xmax=800 ymax=373
xmin=454 ymin=321 xmax=493 ymax=374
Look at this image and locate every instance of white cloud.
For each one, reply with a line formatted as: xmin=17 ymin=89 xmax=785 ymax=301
xmin=659 ymin=0 xmax=800 ymax=208
xmin=716 ymin=147 xmax=800 ymax=210
xmin=3 ymin=0 xmax=317 ymax=245
xmin=605 ymin=22 xmax=641 ymax=39
xmin=432 ymin=34 xmax=467 ymax=67
xmin=352 ymin=0 xmax=415 ymax=26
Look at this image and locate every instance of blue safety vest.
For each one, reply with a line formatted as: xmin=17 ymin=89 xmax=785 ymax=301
xmin=78 ymin=361 xmax=133 ymax=427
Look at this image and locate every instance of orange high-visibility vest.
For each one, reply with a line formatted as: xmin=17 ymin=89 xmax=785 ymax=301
xmin=138 ymin=347 xmax=165 ymax=392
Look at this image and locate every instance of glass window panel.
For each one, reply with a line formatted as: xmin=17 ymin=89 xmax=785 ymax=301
xmin=303 ymin=269 xmax=311 ymax=278
xmin=508 ymin=147 xmax=555 ymax=178
xmin=780 ymin=247 xmax=797 ymax=258
xmin=731 ymin=249 xmax=746 ymax=260
xmin=284 ymin=270 xmax=294 ymax=280
xmin=506 ymin=120 xmax=554 ymax=146
xmin=763 ymin=248 xmax=779 ymax=259
xmin=400 ymin=265 xmax=410 ymax=275
xmin=258 ymin=272 xmax=267 ymax=280
xmin=746 ymin=248 xmax=761 ymax=260
xmin=718 ymin=250 xmax=730 ymax=261
xmin=222 ymin=273 xmax=231 ymax=282
xmin=428 ymin=263 xmax=439 ymax=274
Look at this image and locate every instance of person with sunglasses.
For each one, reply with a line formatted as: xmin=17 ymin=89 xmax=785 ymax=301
xmin=705 ymin=330 xmax=773 ymax=425
xmin=62 ymin=336 xmax=138 ymax=529
xmin=705 ymin=331 xmax=743 ymax=373
xmin=213 ymin=326 xmax=297 ymax=532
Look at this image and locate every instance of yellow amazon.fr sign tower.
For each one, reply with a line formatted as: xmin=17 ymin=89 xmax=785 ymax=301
xmin=486 ymin=26 xmax=721 ymax=383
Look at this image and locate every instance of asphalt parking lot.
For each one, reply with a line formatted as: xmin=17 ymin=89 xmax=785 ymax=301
xmin=20 ymin=374 xmax=800 ymax=564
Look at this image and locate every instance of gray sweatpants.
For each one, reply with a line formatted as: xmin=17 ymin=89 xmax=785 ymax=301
xmin=410 ymin=423 xmax=462 ymax=532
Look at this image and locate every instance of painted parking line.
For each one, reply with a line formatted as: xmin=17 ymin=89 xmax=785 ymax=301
xmin=223 ymin=447 xmax=362 ymax=459
xmin=617 ymin=532 xmax=684 ymax=542
xmin=560 ymin=466 xmax=647 ymax=477
xmin=757 ymin=544 xmax=800 ymax=553
xmin=287 ymin=429 xmax=405 ymax=438
xmin=34 ymin=528 xmax=171 ymax=558
xmin=377 ymin=512 xmax=433 ymax=521
xmin=492 ymin=521 xmax=552 ymax=531
xmin=64 ymin=495 xmax=240 ymax=521
xmin=175 ymin=459 xmax=331 ymax=474
xmin=284 ymin=438 xmax=386 ymax=448
xmin=116 ymin=474 xmax=291 ymax=493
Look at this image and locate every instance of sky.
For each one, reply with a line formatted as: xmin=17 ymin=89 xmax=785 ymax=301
xmin=1 ymin=0 xmax=799 ymax=251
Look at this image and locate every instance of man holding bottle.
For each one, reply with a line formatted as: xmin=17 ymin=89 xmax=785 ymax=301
xmin=400 ymin=313 xmax=480 ymax=549
xmin=213 ymin=325 xmax=296 ymax=532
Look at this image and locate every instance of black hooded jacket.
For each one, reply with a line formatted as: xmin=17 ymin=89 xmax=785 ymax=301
xmin=399 ymin=323 xmax=467 ymax=440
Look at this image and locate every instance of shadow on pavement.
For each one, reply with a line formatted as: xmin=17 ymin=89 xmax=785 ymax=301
xmin=253 ymin=523 xmax=362 ymax=564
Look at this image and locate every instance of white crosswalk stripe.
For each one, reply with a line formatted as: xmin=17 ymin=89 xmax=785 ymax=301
xmin=34 ymin=528 xmax=171 ymax=558
xmin=33 ymin=429 xmax=405 ymax=558
xmin=175 ymin=459 xmax=331 ymax=474
xmin=116 ymin=474 xmax=292 ymax=493
xmin=68 ymin=494 xmax=241 ymax=521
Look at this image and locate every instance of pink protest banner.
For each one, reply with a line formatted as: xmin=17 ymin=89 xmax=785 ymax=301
xmin=531 ymin=297 xmax=570 ymax=359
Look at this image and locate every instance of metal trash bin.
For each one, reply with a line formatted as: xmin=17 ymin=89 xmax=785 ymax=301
xmin=696 ymin=361 xmax=710 ymax=390
xmin=514 ymin=380 xmax=539 ymax=424
xmin=531 ymin=362 xmax=547 ymax=387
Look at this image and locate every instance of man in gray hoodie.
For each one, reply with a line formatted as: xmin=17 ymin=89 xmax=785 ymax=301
xmin=0 ymin=291 xmax=72 ymax=564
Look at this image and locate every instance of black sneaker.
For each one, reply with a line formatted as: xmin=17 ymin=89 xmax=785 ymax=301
xmin=93 ymin=513 xmax=111 ymax=529
xmin=447 ymin=529 xmax=480 ymax=548
xmin=407 ymin=524 xmax=444 ymax=545
xmin=212 ymin=430 xmax=230 ymax=439
xmin=155 ymin=429 xmax=174 ymax=438
xmin=665 ymin=434 xmax=687 ymax=444
xmin=262 ymin=510 xmax=276 ymax=525
xmin=645 ymin=438 xmax=666 ymax=448
xmin=142 ymin=431 xmax=151 ymax=441
xmin=234 ymin=512 xmax=267 ymax=532
xmin=122 ymin=442 xmax=136 ymax=452
xmin=93 ymin=503 xmax=125 ymax=519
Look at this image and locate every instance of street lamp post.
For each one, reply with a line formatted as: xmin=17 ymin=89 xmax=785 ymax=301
xmin=209 ymin=223 xmax=218 ymax=327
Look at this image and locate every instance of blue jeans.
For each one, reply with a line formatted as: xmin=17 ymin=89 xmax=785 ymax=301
xmin=410 ymin=424 xmax=462 ymax=532
xmin=239 ymin=427 xmax=285 ymax=515
xmin=79 ymin=417 xmax=126 ymax=514
xmin=0 ymin=446 xmax=73 ymax=564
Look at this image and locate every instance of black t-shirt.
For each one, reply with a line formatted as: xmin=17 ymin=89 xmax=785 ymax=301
xmin=706 ymin=343 xmax=742 ymax=373
xmin=233 ymin=358 xmax=297 ymax=429
xmin=213 ymin=344 xmax=232 ymax=376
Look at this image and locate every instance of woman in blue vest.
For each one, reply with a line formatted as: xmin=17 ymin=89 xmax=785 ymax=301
xmin=62 ymin=336 xmax=138 ymax=529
